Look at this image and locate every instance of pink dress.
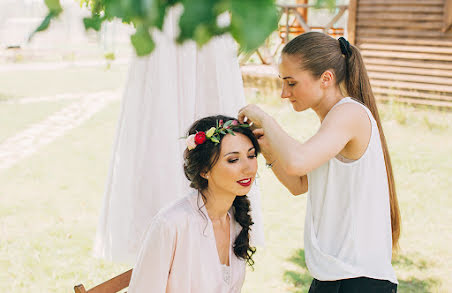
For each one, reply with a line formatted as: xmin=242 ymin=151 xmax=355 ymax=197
xmin=128 ymin=190 xmax=245 ymax=293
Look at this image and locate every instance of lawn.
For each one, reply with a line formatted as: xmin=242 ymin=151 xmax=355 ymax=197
xmin=1 ymin=66 xmax=451 ymax=292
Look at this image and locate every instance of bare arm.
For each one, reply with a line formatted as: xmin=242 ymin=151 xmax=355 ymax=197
xmin=262 ymin=103 xmax=369 ymax=176
xmin=241 ymin=103 xmax=370 ymax=179
xmin=253 ymin=128 xmax=308 ymax=195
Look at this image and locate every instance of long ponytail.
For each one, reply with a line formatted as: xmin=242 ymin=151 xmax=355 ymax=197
xmin=282 ymin=32 xmax=401 ymax=251
xmin=346 ymin=45 xmax=401 ymax=251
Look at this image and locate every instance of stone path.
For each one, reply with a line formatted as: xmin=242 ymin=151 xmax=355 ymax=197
xmin=0 ymin=90 xmax=120 ymax=170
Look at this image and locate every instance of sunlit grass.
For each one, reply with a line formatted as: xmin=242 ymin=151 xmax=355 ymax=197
xmin=1 ymin=87 xmax=451 ymax=292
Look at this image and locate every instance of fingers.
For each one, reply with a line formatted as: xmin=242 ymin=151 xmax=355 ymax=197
xmin=252 ymin=128 xmax=264 ymax=136
xmin=252 ymin=128 xmax=264 ymax=139
xmin=237 ymin=107 xmax=247 ymax=123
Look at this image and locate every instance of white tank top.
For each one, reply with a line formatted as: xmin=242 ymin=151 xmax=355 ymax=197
xmin=305 ymin=97 xmax=398 ymax=284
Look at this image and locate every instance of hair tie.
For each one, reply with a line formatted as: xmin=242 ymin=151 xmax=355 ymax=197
xmin=338 ymin=37 xmax=352 ymax=58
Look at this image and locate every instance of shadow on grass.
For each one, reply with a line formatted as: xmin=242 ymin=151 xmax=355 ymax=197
xmin=283 ymin=249 xmax=312 ymax=293
xmin=284 ymin=249 xmax=440 ymax=293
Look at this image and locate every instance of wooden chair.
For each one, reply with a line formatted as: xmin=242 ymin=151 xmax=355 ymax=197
xmin=74 ymin=269 xmax=133 ymax=293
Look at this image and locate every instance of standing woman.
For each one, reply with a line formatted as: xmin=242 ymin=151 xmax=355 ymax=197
xmin=238 ymin=32 xmax=401 ymax=292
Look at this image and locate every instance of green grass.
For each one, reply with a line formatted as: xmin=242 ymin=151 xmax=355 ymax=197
xmin=1 ymin=91 xmax=451 ymax=292
xmin=0 ymin=64 xmax=128 ymax=99
xmin=0 ymin=100 xmax=72 ymax=143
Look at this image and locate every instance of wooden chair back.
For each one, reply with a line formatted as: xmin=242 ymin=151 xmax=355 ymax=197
xmin=74 ymin=269 xmax=133 ymax=293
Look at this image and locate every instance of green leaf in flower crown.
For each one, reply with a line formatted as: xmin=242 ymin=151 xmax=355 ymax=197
xmin=211 ymin=136 xmax=220 ymax=143
xmin=223 ymin=120 xmax=233 ymax=128
xmin=220 ymin=130 xmax=227 ymax=135
xmin=226 ymin=129 xmax=235 ymax=135
xmin=240 ymin=124 xmax=250 ymax=128
xmin=131 ymin=25 xmax=156 ymax=56
xmin=230 ymin=0 xmax=279 ymax=52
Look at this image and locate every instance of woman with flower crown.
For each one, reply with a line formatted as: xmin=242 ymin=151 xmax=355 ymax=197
xmin=128 ymin=115 xmax=259 ymax=293
xmin=92 ymin=7 xmax=264 ymax=265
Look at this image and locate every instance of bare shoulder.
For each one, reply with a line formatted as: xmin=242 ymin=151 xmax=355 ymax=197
xmin=322 ymin=100 xmax=371 ymax=136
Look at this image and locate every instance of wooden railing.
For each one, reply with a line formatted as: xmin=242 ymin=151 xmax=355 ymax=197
xmin=241 ymin=3 xmax=348 ymax=65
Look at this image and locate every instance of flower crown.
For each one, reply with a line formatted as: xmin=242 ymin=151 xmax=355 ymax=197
xmin=185 ymin=119 xmax=250 ymax=151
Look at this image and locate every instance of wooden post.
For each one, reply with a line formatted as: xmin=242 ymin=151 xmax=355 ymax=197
xmin=296 ymin=0 xmax=308 ymax=23
xmin=443 ymin=0 xmax=452 ymax=32
xmin=347 ymin=0 xmax=358 ymax=45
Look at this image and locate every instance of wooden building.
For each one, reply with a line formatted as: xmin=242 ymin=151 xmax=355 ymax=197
xmin=348 ymin=0 xmax=452 ymax=107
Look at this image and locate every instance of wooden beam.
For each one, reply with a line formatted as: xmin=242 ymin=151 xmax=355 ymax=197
xmin=366 ymin=64 xmax=452 ymax=78
xmin=372 ymin=87 xmax=452 ymax=101
xmin=358 ymin=6 xmax=444 ymax=13
xmin=359 ymin=0 xmax=444 ymax=5
xmin=357 ymin=37 xmax=452 ymax=47
xmin=370 ymin=79 xmax=452 ymax=93
xmin=363 ymin=58 xmax=452 ymax=70
xmin=376 ymin=95 xmax=452 ymax=108
xmin=444 ymin=0 xmax=452 ymax=32
xmin=368 ymin=72 xmax=452 ymax=86
xmin=347 ymin=0 xmax=358 ymax=44
xmin=361 ymin=49 xmax=452 ymax=61
xmin=358 ymin=43 xmax=452 ymax=54
xmin=293 ymin=10 xmax=311 ymax=33
xmin=324 ymin=7 xmax=347 ymax=32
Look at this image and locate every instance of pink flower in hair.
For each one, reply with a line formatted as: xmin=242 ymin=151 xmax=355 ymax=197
xmin=186 ymin=134 xmax=197 ymax=150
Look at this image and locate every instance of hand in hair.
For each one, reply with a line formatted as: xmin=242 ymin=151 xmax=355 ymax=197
xmin=238 ymin=104 xmax=270 ymax=129
xmin=251 ymin=128 xmax=272 ymax=161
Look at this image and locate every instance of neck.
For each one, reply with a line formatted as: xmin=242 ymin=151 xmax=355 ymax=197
xmin=312 ymin=87 xmax=345 ymax=122
xmin=201 ymin=188 xmax=235 ymax=222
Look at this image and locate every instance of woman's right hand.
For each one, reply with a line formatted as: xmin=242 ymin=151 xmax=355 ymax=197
xmin=252 ymin=128 xmax=274 ymax=162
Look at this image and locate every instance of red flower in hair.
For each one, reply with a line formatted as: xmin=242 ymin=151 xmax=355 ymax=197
xmin=194 ymin=132 xmax=206 ymax=145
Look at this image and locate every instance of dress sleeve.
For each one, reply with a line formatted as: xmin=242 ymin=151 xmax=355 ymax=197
xmin=128 ymin=215 xmax=176 ymax=292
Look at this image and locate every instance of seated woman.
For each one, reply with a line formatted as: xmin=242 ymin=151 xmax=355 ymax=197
xmin=128 ymin=115 xmax=259 ymax=293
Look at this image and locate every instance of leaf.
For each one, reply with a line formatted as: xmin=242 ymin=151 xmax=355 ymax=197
xmin=226 ymin=129 xmax=235 ymax=135
xmin=220 ymin=130 xmax=227 ymax=135
xmin=131 ymin=25 xmax=156 ymax=56
xmin=223 ymin=120 xmax=233 ymax=127
xmin=230 ymin=0 xmax=279 ymax=52
xmin=177 ymin=0 xmax=219 ymax=45
xmin=35 ymin=12 xmax=54 ymax=32
xmin=211 ymin=136 xmax=220 ymax=143
xmin=29 ymin=12 xmax=55 ymax=41
xmin=83 ymin=14 xmax=104 ymax=31
xmin=45 ymin=0 xmax=63 ymax=13
xmin=104 ymin=52 xmax=115 ymax=60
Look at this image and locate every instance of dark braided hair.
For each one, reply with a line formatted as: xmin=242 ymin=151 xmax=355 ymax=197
xmin=183 ymin=115 xmax=259 ymax=266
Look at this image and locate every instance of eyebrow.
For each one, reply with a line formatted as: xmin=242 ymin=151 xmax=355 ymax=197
xmin=278 ymin=74 xmax=294 ymax=80
xmin=224 ymin=147 xmax=256 ymax=157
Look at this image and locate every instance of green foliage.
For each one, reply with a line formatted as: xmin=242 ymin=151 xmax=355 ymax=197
xmin=37 ymin=0 xmax=279 ymax=56
xmin=29 ymin=0 xmax=63 ymax=41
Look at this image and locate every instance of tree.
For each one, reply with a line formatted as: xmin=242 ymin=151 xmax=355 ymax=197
xmin=33 ymin=0 xmax=280 ymax=56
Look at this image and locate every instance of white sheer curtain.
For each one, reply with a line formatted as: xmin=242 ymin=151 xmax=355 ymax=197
xmin=93 ymin=6 xmax=264 ymax=265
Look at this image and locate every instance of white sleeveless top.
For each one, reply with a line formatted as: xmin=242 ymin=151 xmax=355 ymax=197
xmin=305 ymin=97 xmax=397 ymax=284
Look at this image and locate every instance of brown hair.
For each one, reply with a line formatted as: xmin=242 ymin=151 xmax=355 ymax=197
xmin=282 ymin=32 xmax=401 ymax=251
xmin=183 ymin=115 xmax=259 ymax=266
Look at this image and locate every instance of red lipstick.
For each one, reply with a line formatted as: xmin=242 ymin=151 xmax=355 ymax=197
xmin=237 ymin=178 xmax=252 ymax=187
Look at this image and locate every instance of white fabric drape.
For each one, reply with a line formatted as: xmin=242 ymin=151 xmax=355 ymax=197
xmin=93 ymin=7 xmax=264 ymax=265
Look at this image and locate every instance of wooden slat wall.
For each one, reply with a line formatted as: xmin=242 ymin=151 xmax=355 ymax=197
xmin=349 ymin=0 xmax=452 ymax=107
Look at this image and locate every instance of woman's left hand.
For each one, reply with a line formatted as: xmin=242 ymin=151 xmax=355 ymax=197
xmin=238 ymin=104 xmax=269 ymax=129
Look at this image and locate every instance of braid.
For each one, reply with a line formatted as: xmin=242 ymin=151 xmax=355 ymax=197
xmin=232 ymin=196 xmax=256 ymax=267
